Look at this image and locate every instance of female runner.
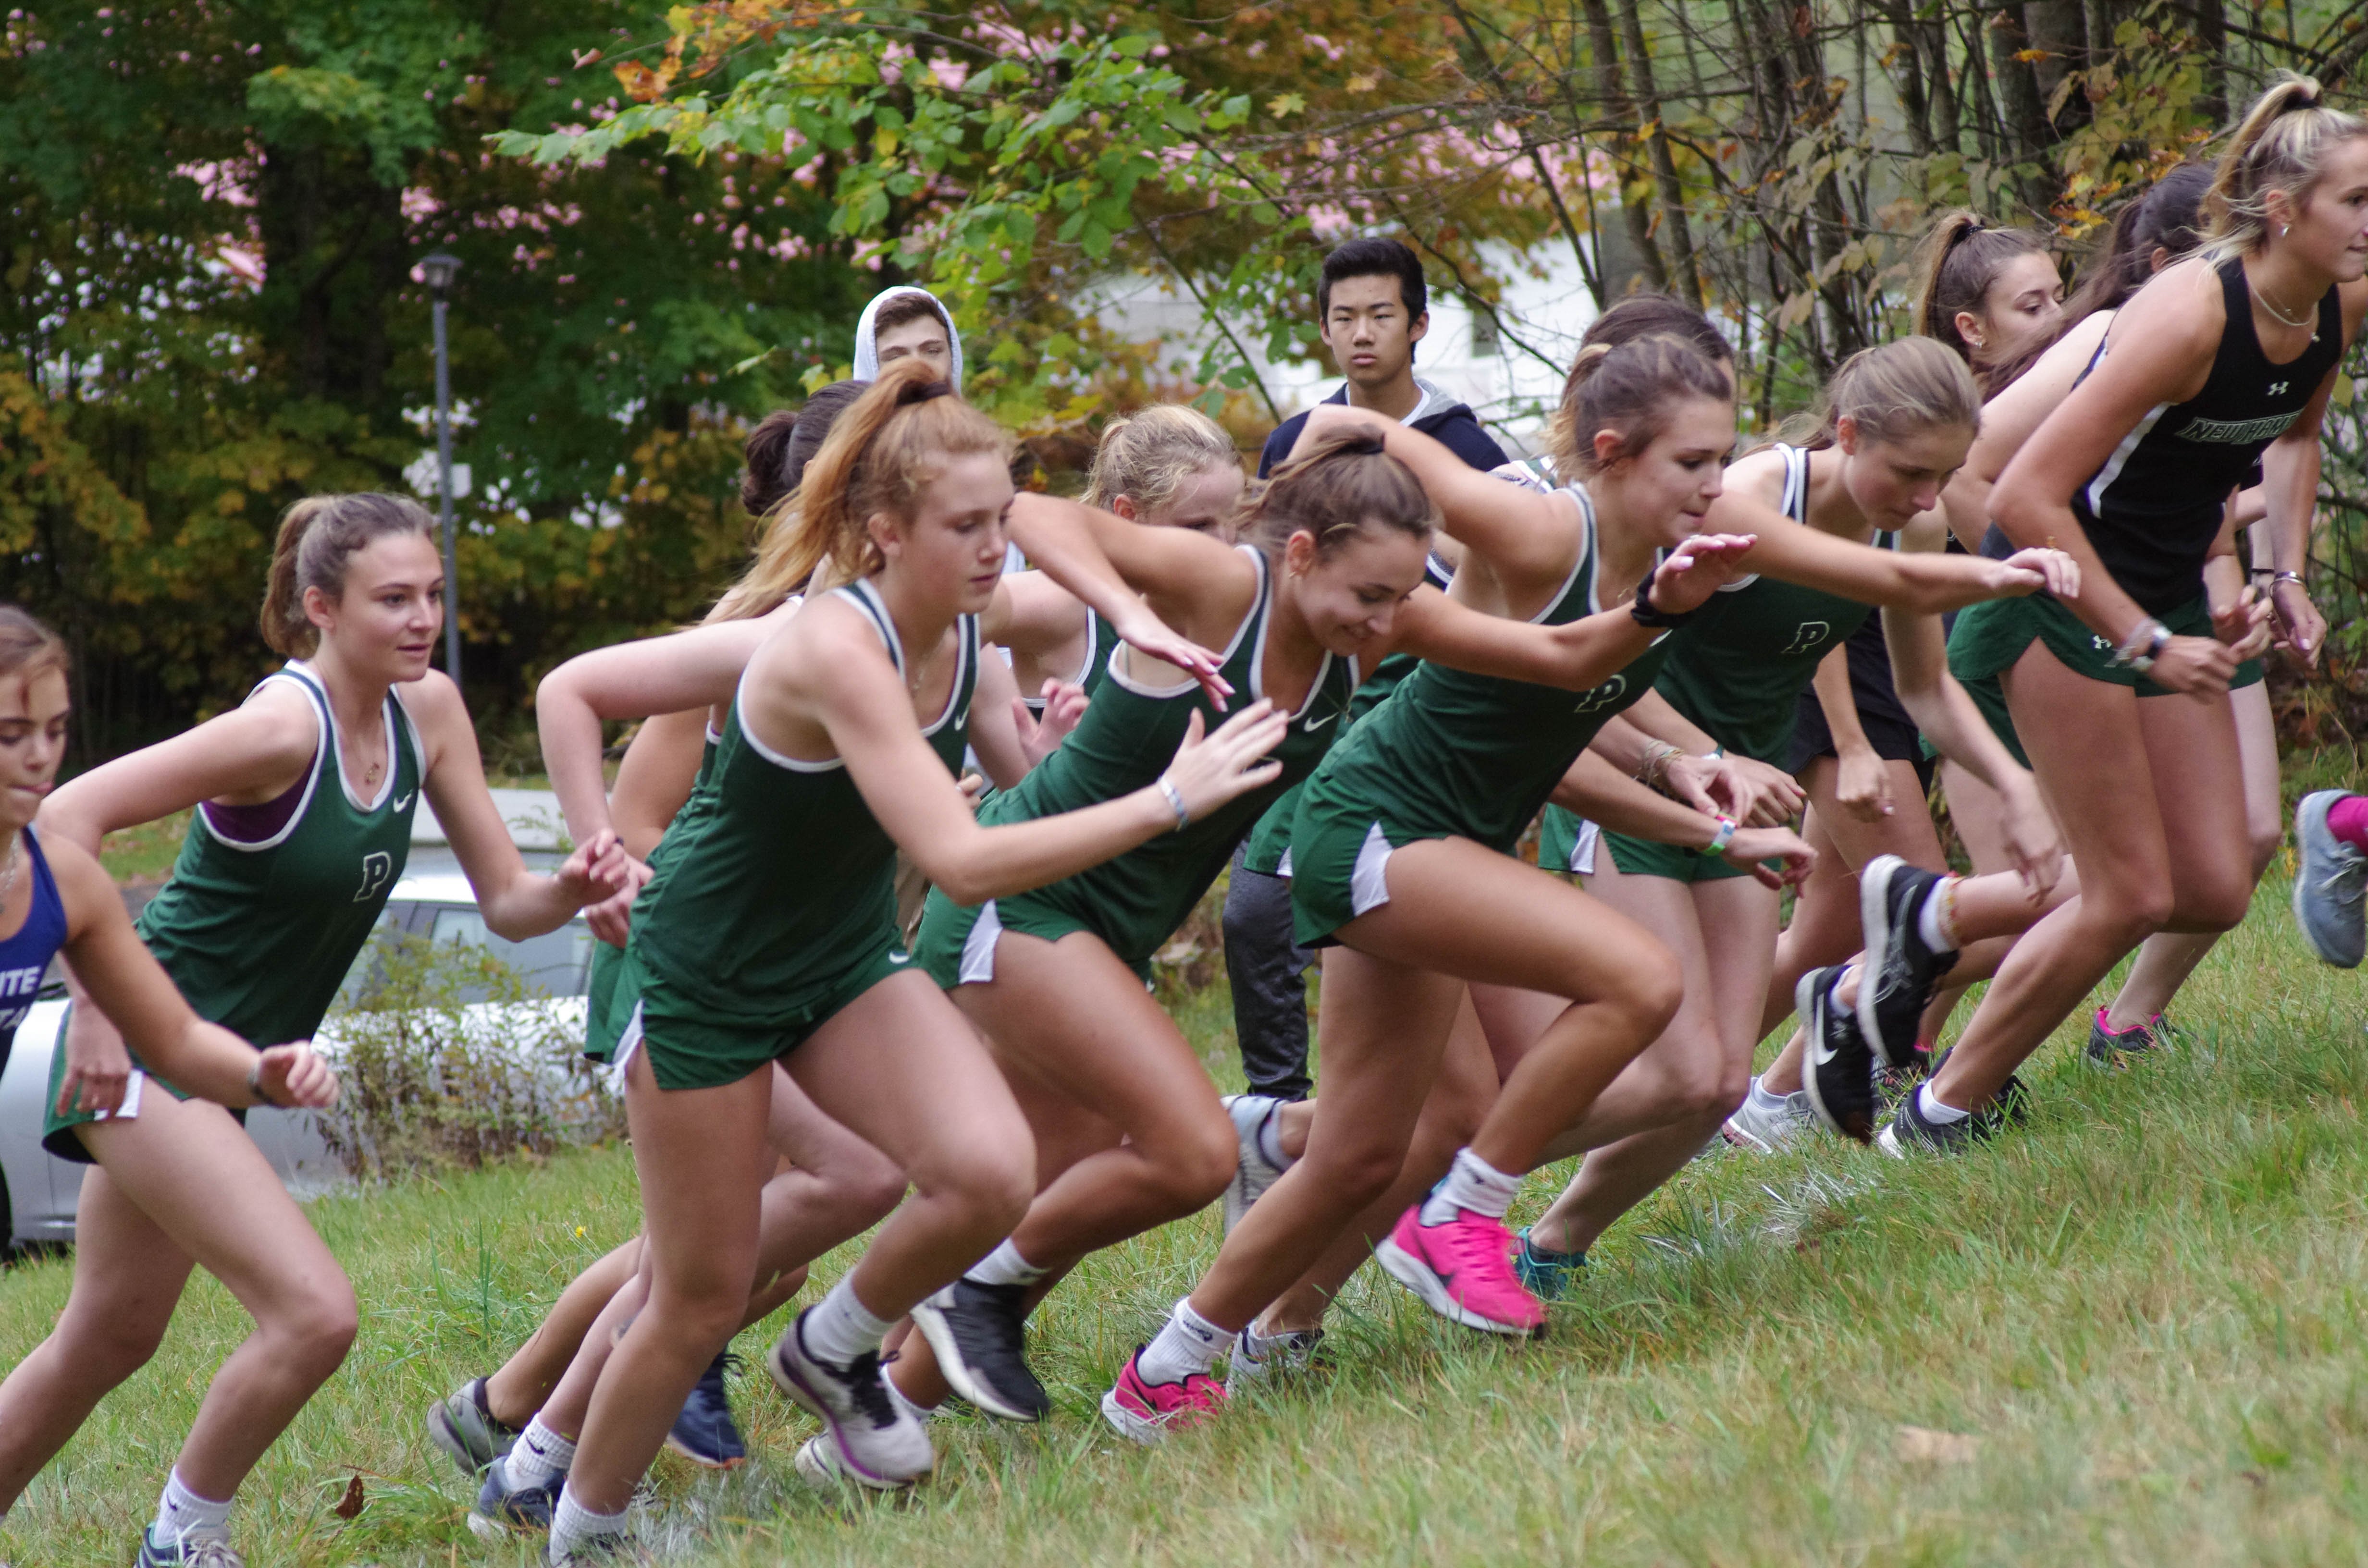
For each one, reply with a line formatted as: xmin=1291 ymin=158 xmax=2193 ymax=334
xmin=451 ymin=396 xmax=1235 ymax=1511
xmin=1753 ymin=164 xmax=2302 ymax=1139
xmin=1104 ymin=334 xmax=2054 ymax=1431
xmin=0 ymin=609 xmax=336 ymax=1568
xmin=1756 ymin=210 xmax=2070 ymax=1045
xmin=432 ymin=386 xmax=922 ymax=1502
xmin=1510 ymin=340 xmax=2072 ymax=1269
xmin=1919 ymin=163 xmax=2302 ymax=1069
xmin=884 ymin=430 xmax=1753 ymax=1431
xmin=1878 ymin=77 xmax=2364 ymax=1153
xmin=537 ymin=363 xmax=1291 ymax=1561
xmin=1010 ymin=404 xmax=1246 ymax=714
xmin=4 ymin=496 xmax=622 ymax=1568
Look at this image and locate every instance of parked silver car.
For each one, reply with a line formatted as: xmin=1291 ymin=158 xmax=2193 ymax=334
xmin=0 ymin=795 xmax=597 ymax=1247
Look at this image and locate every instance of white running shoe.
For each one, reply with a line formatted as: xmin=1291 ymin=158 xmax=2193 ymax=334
xmin=794 ymin=1433 xmax=913 ymax=1494
xmin=768 ymin=1308 xmax=934 ymax=1490
xmin=1221 ymin=1094 xmax=1292 ymax=1233
xmin=1722 ymin=1076 xmax=1815 ymax=1153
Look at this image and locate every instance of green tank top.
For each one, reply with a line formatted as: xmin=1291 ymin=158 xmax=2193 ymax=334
xmin=628 ymin=580 xmax=978 ymax=1018
xmin=1308 ymin=485 xmax=1675 ymax=854
xmin=136 ymin=662 xmax=425 ymax=1044
xmin=1657 ymin=444 xmax=1889 ymax=763
xmin=978 ymin=546 xmax=1358 ymax=961
xmin=1019 ymin=607 xmax=1116 ymax=713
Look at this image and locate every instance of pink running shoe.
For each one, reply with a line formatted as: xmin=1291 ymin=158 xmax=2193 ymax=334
xmin=1098 ymin=1348 xmax=1226 ymax=1444
xmin=1374 ymin=1203 xmax=1546 ymax=1336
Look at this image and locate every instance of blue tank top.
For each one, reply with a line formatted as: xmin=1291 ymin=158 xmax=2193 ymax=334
xmin=0 ymin=828 xmax=69 ymax=1057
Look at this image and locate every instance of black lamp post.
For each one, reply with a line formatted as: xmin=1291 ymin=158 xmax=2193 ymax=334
xmin=420 ymin=250 xmax=463 ymax=686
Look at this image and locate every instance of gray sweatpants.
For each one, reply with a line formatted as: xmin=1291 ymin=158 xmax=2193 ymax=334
xmin=1222 ymin=841 xmax=1314 ymax=1101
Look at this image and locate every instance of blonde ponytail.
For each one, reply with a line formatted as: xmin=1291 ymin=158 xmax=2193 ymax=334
xmin=765 ymin=359 xmax=1011 ymax=599
xmin=2203 ymin=74 xmax=2368 ymax=262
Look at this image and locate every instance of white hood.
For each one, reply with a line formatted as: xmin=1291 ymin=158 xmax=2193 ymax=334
xmin=851 ymin=286 xmax=964 ymax=390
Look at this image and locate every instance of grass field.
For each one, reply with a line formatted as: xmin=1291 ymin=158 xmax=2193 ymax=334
xmin=4 ymin=875 xmax=2366 ymax=1565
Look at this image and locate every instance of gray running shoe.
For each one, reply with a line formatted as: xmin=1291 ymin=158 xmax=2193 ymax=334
xmin=1221 ymin=1094 xmax=1292 ymax=1233
xmin=1225 ymin=1323 xmax=1326 ymax=1394
xmin=2293 ymin=791 xmax=2366 ymax=967
xmin=427 ymin=1375 xmax=520 ymax=1479
xmin=1876 ymin=1072 xmax=2029 ymax=1158
xmin=1723 ymin=1076 xmax=1816 ymax=1152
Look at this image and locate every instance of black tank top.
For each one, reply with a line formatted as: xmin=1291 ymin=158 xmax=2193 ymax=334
xmin=1983 ymin=255 xmax=2340 ymax=615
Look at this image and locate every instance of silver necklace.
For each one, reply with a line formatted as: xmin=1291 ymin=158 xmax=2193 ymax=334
xmin=2251 ymin=278 xmax=2312 ymax=329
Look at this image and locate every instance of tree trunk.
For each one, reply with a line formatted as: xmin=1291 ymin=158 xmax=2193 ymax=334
xmin=2024 ymin=0 xmax=2089 ymax=134
xmin=1579 ymin=0 xmax=1670 ymax=293
xmin=1613 ymin=0 xmax=1703 ymax=308
xmin=1986 ymin=9 xmax=2060 ymax=216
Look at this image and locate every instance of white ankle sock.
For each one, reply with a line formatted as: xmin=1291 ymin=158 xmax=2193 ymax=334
xmin=504 ymin=1416 xmax=577 ymax=1489
xmin=1253 ymin=1103 xmax=1294 ymax=1171
xmin=151 ymin=1470 xmax=231 ymax=1546
xmin=802 ymin=1274 xmax=895 ymax=1367
xmin=1916 ymin=877 xmax=1962 ymax=953
xmin=886 ymin=1376 xmax=939 ymax=1424
xmin=1420 ymin=1147 xmax=1522 ymax=1225
xmin=548 ymin=1484 xmax=628 ymax=1560
xmin=964 ymin=1237 xmax=1048 ymax=1288
xmin=1917 ymin=1083 xmax=1971 ymax=1125
xmin=1135 ymin=1298 xmax=1233 ymax=1384
xmin=1750 ymin=1076 xmax=1794 ymax=1111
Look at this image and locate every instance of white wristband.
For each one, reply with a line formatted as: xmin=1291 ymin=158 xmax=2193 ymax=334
xmin=1701 ymin=815 xmax=1738 ymax=857
xmin=1156 ymin=776 xmax=1190 ymax=832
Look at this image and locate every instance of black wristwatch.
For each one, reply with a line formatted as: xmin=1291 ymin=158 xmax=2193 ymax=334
xmin=1629 ymin=575 xmax=1696 ymax=629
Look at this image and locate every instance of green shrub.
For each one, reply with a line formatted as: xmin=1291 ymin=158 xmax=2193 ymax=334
xmin=319 ymin=930 xmax=624 ymax=1179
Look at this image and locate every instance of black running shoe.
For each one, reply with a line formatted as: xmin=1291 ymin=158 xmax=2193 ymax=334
xmin=1876 ymin=1071 xmax=2029 ymax=1158
xmin=1856 ymin=856 xmax=1959 ymax=1069
xmin=910 ymin=1277 xmax=1051 ymax=1423
xmin=664 ymin=1350 xmax=746 ymax=1469
xmin=1797 ymin=965 xmax=1875 ymax=1144
xmin=2083 ymin=1008 xmax=2161 ymax=1071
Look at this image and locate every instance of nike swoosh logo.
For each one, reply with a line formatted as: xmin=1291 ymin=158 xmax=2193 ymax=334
xmin=888 ymin=951 xmax=912 ymax=964
xmin=1809 ymin=1034 xmax=1838 ymax=1066
xmin=1304 ymin=711 xmax=1336 ymax=732
xmin=393 ymin=791 xmax=415 ymax=811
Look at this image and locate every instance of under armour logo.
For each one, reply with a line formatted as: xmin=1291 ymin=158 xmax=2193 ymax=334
xmin=2268 ymin=381 xmax=2290 ymax=397
xmin=2091 ymin=635 xmax=2113 ymax=652
xmin=1778 ymin=621 xmax=1831 ymax=658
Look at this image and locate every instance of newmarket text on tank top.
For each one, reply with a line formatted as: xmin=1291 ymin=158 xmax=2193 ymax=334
xmin=2054 ymin=259 xmax=2342 ymax=611
xmin=0 ymin=828 xmax=67 ymax=1040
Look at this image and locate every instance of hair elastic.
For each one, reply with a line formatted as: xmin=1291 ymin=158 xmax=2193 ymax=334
xmin=896 ymin=380 xmax=956 ymax=406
